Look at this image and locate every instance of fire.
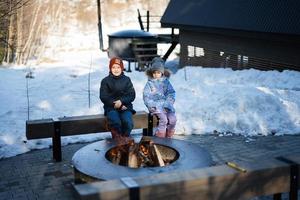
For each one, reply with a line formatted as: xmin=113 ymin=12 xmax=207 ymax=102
xmin=140 ymin=144 xmax=149 ymax=155
xmin=107 ymin=136 xmax=170 ymax=168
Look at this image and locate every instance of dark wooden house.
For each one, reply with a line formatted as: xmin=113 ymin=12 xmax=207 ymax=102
xmin=161 ymin=0 xmax=300 ymax=71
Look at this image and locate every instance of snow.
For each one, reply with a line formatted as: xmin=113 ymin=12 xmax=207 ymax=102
xmin=1 ymin=50 xmax=300 ymax=159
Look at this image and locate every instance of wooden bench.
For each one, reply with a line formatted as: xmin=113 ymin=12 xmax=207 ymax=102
xmin=73 ymin=155 xmax=300 ymax=200
xmin=26 ymin=111 xmax=155 ymax=162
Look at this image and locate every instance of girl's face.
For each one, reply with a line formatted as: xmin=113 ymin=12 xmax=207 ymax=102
xmin=152 ymin=70 xmax=162 ymax=79
xmin=111 ymin=64 xmax=122 ymax=76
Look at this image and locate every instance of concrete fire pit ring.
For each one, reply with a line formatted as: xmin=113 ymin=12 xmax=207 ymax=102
xmin=72 ymin=136 xmax=213 ymax=182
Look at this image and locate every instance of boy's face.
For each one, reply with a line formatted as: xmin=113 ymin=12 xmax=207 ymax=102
xmin=152 ymin=70 xmax=162 ymax=79
xmin=111 ymin=64 xmax=122 ymax=76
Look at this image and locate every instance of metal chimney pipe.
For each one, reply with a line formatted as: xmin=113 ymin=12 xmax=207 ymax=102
xmin=97 ymin=0 xmax=104 ymax=51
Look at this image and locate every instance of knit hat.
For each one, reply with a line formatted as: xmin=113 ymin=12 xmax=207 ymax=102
xmin=150 ymin=57 xmax=164 ymax=74
xmin=109 ymin=57 xmax=124 ymax=71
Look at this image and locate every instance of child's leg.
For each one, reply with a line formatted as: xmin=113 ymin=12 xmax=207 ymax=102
xmin=106 ymin=110 xmax=122 ymax=138
xmin=166 ymin=112 xmax=177 ymax=138
xmin=155 ymin=113 xmax=168 ymax=137
xmin=119 ymin=110 xmax=134 ymax=136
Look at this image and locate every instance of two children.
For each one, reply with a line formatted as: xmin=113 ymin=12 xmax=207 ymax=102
xmin=100 ymin=57 xmax=176 ymax=139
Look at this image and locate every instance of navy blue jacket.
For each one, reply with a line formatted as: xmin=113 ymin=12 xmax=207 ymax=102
xmin=100 ymin=72 xmax=136 ymax=115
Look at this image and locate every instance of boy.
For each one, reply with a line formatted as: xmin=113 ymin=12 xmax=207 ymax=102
xmin=100 ymin=57 xmax=136 ymax=139
xmin=143 ymin=57 xmax=177 ymax=138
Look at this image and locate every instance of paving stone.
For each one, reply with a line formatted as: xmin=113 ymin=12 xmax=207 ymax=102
xmin=1 ymin=136 xmax=300 ymax=199
xmin=0 ymin=191 xmax=13 ymax=200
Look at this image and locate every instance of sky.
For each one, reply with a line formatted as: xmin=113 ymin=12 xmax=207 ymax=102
xmin=0 ymin=49 xmax=300 ymax=159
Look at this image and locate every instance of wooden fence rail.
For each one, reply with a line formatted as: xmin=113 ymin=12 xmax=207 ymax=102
xmin=73 ymin=155 xmax=299 ymax=200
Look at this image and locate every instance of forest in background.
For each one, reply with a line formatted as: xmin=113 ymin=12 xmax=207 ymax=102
xmin=0 ymin=0 xmax=98 ymax=65
xmin=0 ymin=0 xmax=169 ymax=65
xmin=0 ymin=0 xmax=31 ymax=64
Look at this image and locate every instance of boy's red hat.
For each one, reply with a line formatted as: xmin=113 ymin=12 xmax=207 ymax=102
xmin=109 ymin=57 xmax=124 ymax=71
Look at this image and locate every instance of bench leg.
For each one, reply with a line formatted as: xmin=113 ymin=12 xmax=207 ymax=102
xmin=273 ymin=193 xmax=281 ymax=200
xmin=147 ymin=113 xmax=153 ymax=136
xmin=53 ymin=121 xmax=62 ymax=162
xmin=142 ymin=128 xmax=148 ymax=136
xmin=289 ymin=164 xmax=298 ymax=200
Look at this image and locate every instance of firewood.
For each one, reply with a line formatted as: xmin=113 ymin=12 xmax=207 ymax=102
xmin=153 ymin=144 xmax=165 ymax=167
xmin=139 ymin=136 xmax=153 ymax=144
xmin=109 ymin=136 xmax=170 ymax=167
xmin=128 ymin=144 xmax=140 ymax=168
xmin=111 ymin=150 xmax=122 ymax=165
xmin=155 ymin=145 xmax=178 ymax=165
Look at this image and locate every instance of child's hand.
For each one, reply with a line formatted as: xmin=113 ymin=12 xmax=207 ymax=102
xmin=113 ymin=100 xmax=122 ymax=109
xmin=164 ymin=107 xmax=170 ymax=113
xmin=150 ymin=107 xmax=156 ymax=112
xmin=121 ymin=105 xmax=127 ymax=110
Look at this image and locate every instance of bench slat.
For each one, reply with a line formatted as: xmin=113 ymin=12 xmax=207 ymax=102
xmin=26 ymin=111 xmax=155 ymax=161
xmin=26 ymin=111 xmax=151 ymax=139
xmin=58 ymin=114 xmax=108 ymax=136
xmin=26 ymin=119 xmax=54 ymax=139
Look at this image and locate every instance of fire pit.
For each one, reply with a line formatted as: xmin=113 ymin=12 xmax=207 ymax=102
xmin=72 ymin=136 xmax=213 ymax=183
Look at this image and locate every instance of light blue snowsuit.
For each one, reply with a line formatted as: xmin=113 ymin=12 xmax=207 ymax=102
xmin=143 ymin=76 xmax=177 ymax=137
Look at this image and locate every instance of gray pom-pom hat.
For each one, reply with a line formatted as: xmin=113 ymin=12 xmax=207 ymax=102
xmin=146 ymin=57 xmax=171 ymax=78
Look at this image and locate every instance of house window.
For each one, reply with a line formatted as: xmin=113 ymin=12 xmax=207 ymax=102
xmin=195 ymin=47 xmax=204 ymax=57
xmin=188 ymin=46 xmax=204 ymax=57
xmin=188 ymin=45 xmax=195 ymax=57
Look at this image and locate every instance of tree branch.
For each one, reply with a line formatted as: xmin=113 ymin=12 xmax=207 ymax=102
xmin=0 ymin=37 xmax=13 ymax=49
xmin=0 ymin=0 xmax=32 ymax=19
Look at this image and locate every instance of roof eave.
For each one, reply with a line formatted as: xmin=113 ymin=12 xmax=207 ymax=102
xmin=161 ymin=22 xmax=300 ymax=44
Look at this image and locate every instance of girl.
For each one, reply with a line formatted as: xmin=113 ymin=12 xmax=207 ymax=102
xmin=143 ymin=57 xmax=177 ymax=138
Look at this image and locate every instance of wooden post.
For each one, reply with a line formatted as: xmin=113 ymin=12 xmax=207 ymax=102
xmin=120 ymin=177 xmax=140 ymax=200
xmin=53 ymin=121 xmax=62 ymax=162
xmin=276 ymin=156 xmax=299 ymax=200
xmin=96 ymin=0 xmax=104 ymax=51
xmin=163 ymin=41 xmax=178 ymax=61
xmin=127 ymin=61 xmax=132 ymax=72
xmin=289 ymin=164 xmax=298 ymax=200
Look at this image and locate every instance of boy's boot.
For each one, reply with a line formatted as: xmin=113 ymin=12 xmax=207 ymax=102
xmin=110 ymin=128 xmax=121 ymax=140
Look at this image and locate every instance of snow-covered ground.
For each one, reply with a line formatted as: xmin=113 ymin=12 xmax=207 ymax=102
xmin=0 ymin=50 xmax=300 ymax=159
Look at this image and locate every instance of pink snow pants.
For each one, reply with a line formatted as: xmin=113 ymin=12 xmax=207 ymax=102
xmin=154 ymin=112 xmax=177 ymax=138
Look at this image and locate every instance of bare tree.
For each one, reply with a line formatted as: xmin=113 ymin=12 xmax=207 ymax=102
xmin=0 ymin=0 xmax=31 ymax=64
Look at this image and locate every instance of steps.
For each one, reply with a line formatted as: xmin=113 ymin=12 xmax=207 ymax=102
xmin=131 ymin=39 xmax=158 ymax=71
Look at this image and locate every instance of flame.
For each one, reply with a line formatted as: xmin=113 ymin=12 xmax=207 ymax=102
xmin=110 ymin=148 xmax=118 ymax=156
xmin=140 ymin=144 xmax=149 ymax=155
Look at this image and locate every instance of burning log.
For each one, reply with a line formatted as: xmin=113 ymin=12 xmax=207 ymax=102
xmin=107 ymin=136 xmax=170 ymax=168
xmin=139 ymin=137 xmax=165 ymax=167
xmin=110 ymin=136 xmax=134 ymax=166
xmin=110 ymin=148 xmax=122 ymax=165
xmin=128 ymin=143 xmax=140 ymax=168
